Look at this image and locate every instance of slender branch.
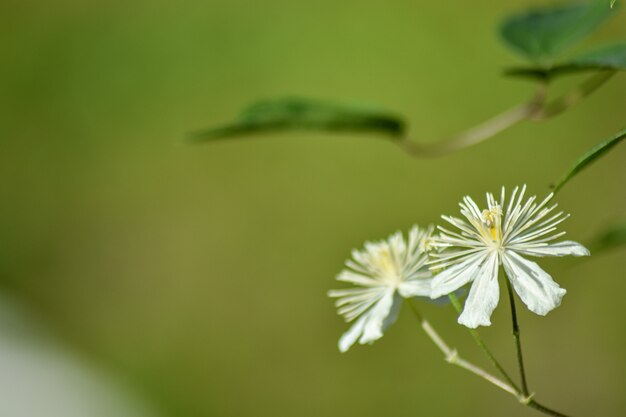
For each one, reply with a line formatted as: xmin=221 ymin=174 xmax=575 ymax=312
xmin=448 ymin=293 xmax=520 ymax=392
xmin=527 ymin=400 xmax=572 ymax=417
xmin=395 ymin=69 xmax=616 ymax=158
xmin=532 ymin=71 xmax=616 ymax=120
xmin=505 ymin=278 xmax=530 ymax=397
xmin=407 ymin=300 xmax=518 ymax=397
xmin=409 ymin=299 xmax=573 ymax=417
xmin=396 ymin=83 xmax=547 ymax=158
xmin=452 ymin=355 xmax=520 ymax=397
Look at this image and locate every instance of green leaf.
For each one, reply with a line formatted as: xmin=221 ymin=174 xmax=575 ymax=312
xmin=505 ymin=42 xmax=626 ymax=79
xmin=589 ymin=222 xmax=626 ymax=253
xmin=499 ymin=1 xmax=615 ymax=63
xmin=189 ymin=97 xmax=406 ymax=142
xmin=565 ymin=42 xmax=626 ymax=70
xmin=553 ymin=127 xmax=626 ymax=193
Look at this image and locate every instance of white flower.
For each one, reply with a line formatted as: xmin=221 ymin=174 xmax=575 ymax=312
xmin=429 ymin=185 xmax=590 ymax=329
xmin=329 ymin=226 xmax=434 ymax=352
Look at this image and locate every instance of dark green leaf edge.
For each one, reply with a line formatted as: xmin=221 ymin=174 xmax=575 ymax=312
xmin=188 ymin=97 xmax=407 ymax=142
xmin=505 ymin=42 xmax=626 ymax=80
xmin=553 ymin=127 xmax=626 ymax=193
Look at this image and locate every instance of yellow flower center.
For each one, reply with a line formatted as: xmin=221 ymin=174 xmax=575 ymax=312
xmin=374 ymin=247 xmax=401 ymax=285
xmin=481 ymin=206 xmax=502 ymax=246
xmin=419 ymin=236 xmax=435 ymax=253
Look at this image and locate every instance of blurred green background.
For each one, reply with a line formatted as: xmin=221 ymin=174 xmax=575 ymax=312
xmin=1 ymin=1 xmax=625 ymax=416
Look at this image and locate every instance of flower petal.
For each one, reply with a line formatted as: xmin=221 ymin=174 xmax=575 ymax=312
xmin=458 ymin=252 xmax=499 ymax=328
xmin=336 ymin=271 xmax=381 ymax=287
xmin=511 ymin=241 xmax=590 ymax=258
xmin=358 ymin=289 xmax=396 ymax=345
xmin=430 ymin=252 xmax=488 ymax=299
xmin=381 ymin=292 xmax=403 ymax=331
xmin=398 ymin=278 xmax=433 ymax=298
xmin=337 ymin=290 xmax=402 ymax=352
xmin=503 ymin=251 xmax=566 ymax=316
xmin=338 ymin=313 xmax=368 ymax=353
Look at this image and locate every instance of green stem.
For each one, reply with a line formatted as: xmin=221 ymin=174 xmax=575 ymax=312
xmin=397 ymin=83 xmax=546 ymax=158
xmin=396 ymin=70 xmax=616 ymax=158
xmin=448 ymin=293 xmax=520 ymax=392
xmin=411 ymin=298 xmax=573 ymax=417
xmin=505 ymin=278 xmax=530 ymax=397
xmin=527 ymin=400 xmax=572 ymax=417
xmin=448 ymin=292 xmax=568 ymax=417
xmin=407 ymin=300 xmax=518 ymax=397
xmin=532 ymin=71 xmax=616 ymax=120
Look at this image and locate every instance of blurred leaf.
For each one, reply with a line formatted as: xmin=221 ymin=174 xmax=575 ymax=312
xmin=567 ymin=42 xmax=626 ymax=69
xmin=189 ymin=97 xmax=406 ymax=142
xmin=503 ymin=67 xmax=553 ymax=80
xmin=553 ymin=127 xmax=626 ymax=192
xmin=589 ymin=222 xmax=626 ymax=253
xmin=505 ymin=43 xmax=626 ymax=79
xmin=499 ymin=1 xmax=615 ymax=63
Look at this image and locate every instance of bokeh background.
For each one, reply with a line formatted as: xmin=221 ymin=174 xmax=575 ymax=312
xmin=1 ymin=1 xmax=625 ymax=416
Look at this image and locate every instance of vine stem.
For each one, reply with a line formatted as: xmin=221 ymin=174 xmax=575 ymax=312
xmin=444 ymin=294 xmax=573 ymax=417
xmin=448 ymin=293 xmax=520 ymax=392
xmin=532 ymin=70 xmax=616 ymax=120
xmin=395 ymin=70 xmax=616 ymax=158
xmin=407 ymin=300 xmax=518 ymax=397
xmin=526 ymin=400 xmax=573 ymax=417
xmin=505 ymin=278 xmax=530 ymax=397
xmin=396 ymin=83 xmax=546 ymax=158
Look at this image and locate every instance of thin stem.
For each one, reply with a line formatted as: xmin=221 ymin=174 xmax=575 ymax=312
xmin=397 ymin=83 xmax=547 ymax=158
xmin=409 ymin=299 xmax=573 ymax=417
xmin=396 ymin=103 xmax=533 ymax=157
xmin=407 ymin=300 xmax=518 ymax=397
xmin=448 ymin=293 xmax=520 ymax=392
xmin=505 ymin=278 xmax=530 ymax=397
xmin=527 ymin=400 xmax=572 ymax=417
xmin=395 ymin=69 xmax=616 ymax=158
xmin=532 ymin=70 xmax=616 ymax=120
xmin=452 ymin=356 xmax=519 ymax=397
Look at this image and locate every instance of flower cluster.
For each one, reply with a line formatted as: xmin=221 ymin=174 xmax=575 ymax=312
xmin=329 ymin=185 xmax=589 ymax=351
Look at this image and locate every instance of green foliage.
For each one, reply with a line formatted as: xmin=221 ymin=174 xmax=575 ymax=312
xmin=506 ymin=43 xmax=626 ymax=79
xmin=553 ymin=127 xmax=626 ymax=193
xmin=499 ymin=1 xmax=615 ymax=64
xmin=566 ymin=42 xmax=626 ymax=70
xmin=189 ymin=97 xmax=406 ymax=142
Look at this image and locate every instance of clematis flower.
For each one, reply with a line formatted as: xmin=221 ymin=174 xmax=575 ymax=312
xmin=429 ymin=185 xmax=589 ymax=328
xmin=329 ymin=226 xmax=434 ymax=352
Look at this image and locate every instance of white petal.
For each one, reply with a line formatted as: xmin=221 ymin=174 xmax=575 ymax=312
xmin=503 ymin=251 xmax=566 ymax=316
xmin=337 ymin=290 xmax=402 ymax=352
xmin=381 ymin=292 xmax=403 ymax=332
xmin=338 ymin=313 xmax=368 ymax=353
xmin=336 ymin=290 xmax=384 ymax=321
xmin=336 ymin=271 xmax=380 ymax=287
xmin=398 ymin=278 xmax=433 ymax=298
xmin=328 ymin=287 xmax=378 ymax=298
xmin=458 ymin=253 xmax=499 ymax=328
xmin=511 ymin=241 xmax=590 ymax=258
xmin=430 ymin=252 xmax=488 ymax=299
xmin=359 ymin=289 xmax=396 ymax=345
